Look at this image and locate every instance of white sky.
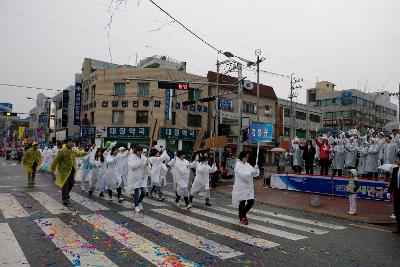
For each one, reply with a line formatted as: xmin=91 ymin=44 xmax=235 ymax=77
xmin=1 ymin=0 xmax=399 ymax=116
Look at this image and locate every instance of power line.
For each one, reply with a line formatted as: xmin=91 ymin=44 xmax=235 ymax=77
xmin=0 ymin=83 xmax=61 ymax=92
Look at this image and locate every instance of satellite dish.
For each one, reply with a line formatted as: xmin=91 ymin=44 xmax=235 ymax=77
xmin=243 ymin=80 xmax=254 ymax=90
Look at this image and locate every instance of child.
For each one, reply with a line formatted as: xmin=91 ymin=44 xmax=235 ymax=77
xmin=347 ymin=169 xmax=360 ymax=215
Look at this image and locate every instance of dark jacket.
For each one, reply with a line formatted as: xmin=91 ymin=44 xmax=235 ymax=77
xmin=301 ymin=145 xmax=316 ymax=163
xmin=389 ymin=167 xmax=400 ymax=198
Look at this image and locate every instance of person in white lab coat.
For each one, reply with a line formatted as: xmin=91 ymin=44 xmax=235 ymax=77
xmin=345 ymin=137 xmax=358 ymax=170
xmin=119 ymin=147 xmax=129 ymax=188
xmin=149 ymin=148 xmax=170 ymax=200
xmin=189 ymin=156 xmax=217 ymax=207
xmin=89 ymin=148 xmax=107 ymax=197
xmin=170 ymin=150 xmax=196 ymax=210
xmin=366 ymin=138 xmax=381 ymax=178
xmin=105 ymin=146 xmax=129 ymax=203
xmin=332 ymin=138 xmax=346 ymax=176
xmin=232 ymin=151 xmax=259 ymax=225
xmin=292 ymin=137 xmax=303 ymax=174
xmin=125 ymin=145 xmax=148 ymax=213
xmin=76 ymin=147 xmax=92 ymax=191
xmin=357 ymin=142 xmax=369 ymax=178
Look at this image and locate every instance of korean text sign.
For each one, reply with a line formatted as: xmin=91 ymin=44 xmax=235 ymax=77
xmin=248 ymin=123 xmax=273 ymax=142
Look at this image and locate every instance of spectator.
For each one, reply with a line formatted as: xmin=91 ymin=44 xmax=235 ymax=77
xmin=388 ymin=152 xmax=400 ymax=234
xmin=301 ymin=140 xmax=316 ymax=175
xmin=315 ymin=137 xmax=331 ymax=175
xmin=347 ymin=169 xmax=360 ymax=215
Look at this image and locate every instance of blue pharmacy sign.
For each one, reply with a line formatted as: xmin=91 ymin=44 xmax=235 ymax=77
xmin=248 ymin=123 xmax=273 ymax=142
xmin=340 ymin=91 xmax=353 ymax=105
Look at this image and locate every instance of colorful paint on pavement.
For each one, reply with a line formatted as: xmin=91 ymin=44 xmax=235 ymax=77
xmin=28 ymin=192 xmax=72 ymax=215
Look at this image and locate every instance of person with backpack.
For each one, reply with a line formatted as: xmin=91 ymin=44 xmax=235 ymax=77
xmin=347 ymin=169 xmax=360 ymax=215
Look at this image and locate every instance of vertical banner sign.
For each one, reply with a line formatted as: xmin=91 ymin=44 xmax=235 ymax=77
xmin=278 ymin=105 xmax=284 ymax=136
xmin=74 ymin=82 xmax=82 ymax=125
xmin=165 ymin=89 xmax=172 ymax=120
xmin=248 ymin=123 xmax=273 ymax=142
xmin=62 ymin=90 xmax=69 ymax=128
xmin=18 ymin=126 xmax=25 ymax=139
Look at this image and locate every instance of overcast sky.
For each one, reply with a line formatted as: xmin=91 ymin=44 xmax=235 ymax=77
xmin=1 ymin=0 xmax=399 ymax=116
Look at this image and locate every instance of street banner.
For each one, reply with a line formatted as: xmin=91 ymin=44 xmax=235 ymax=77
xmin=18 ymin=126 xmax=25 ymax=139
xmin=205 ymin=136 xmax=227 ymax=149
xmin=248 ymin=123 xmax=273 ymax=142
xmin=74 ymin=82 xmax=82 ymax=125
xmin=271 ymin=173 xmax=390 ymax=201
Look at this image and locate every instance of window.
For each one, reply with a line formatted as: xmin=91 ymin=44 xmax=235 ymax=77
xmin=90 ymin=112 xmax=94 ymax=124
xmin=296 ymin=129 xmax=306 ymax=139
xmin=284 ymin=108 xmax=291 ymax=117
xmin=188 ymin=88 xmax=202 ymax=100
xmin=172 ymin=112 xmax=176 ymax=125
xmin=85 ymin=88 xmax=89 ymax=101
xmin=284 ymin=127 xmax=290 ymax=137
xmin=112 ymin=111 xmax=124 ymax=124
xmin=243 ymin=102 xmax=256 ymax=114
xmin=187 ymin=114 xmax=202 ymax=127
xmin=295 ymin=111 xmax=306 ymax=120
xmin=341 ymin=111 xmax=350 ymax=118
xmin=324 ymin=112 xmax=336 ymax=119
xmin=138 ymin=83 xmax=150 ymax=96
xmin=326 ymin=99 xmax=332 ymax=106
xmin=309 ymin=114 xmax=321 ymax=123
xmin=308 ymin=91 xmax=316 ymax=102
xmin=114 ymin=83 xmax=126 ymax=96
xmin=91 ymin=85 xmax=96 ymax=99
xmin=56 ymin=100 xmax=62 ymax=110
xmin=136 ymin=111 xmax=149 ymax=124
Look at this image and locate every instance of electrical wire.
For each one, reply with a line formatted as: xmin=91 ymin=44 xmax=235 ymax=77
xmin=0 ymin=83 xmax=61 ymax=92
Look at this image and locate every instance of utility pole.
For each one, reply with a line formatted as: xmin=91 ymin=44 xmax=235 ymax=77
xmin=398 ymin=83 xmax=400 ymax=122
xmin=237 ymin=62 xmax=244 ymax=155
xmin=215 ymin=58 xmax=222 ymax=165
xmin=288 ymin=74 xmax=302 ymax=143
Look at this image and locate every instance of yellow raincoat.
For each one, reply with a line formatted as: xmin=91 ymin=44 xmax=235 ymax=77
xmin=50 ymin=147 xmax=88 ymax=187
xmin=22 ymin=148 xmax=42 ymax=173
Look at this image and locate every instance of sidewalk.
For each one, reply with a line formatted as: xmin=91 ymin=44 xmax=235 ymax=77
xmin=215 ymin=178 xmax=396 ymax=225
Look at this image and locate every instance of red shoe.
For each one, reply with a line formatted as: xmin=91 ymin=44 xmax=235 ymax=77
xmin=240 ymin=218 xmax=248 ymax=225
xmin=244 ymin=216 xmax=249 ymax=224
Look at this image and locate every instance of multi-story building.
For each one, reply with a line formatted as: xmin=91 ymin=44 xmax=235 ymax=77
xmin=307 ymin=81 xmax=397 ymax=133
xmin=28 ymin=93 xmax=52 ymax=142
xmin=52 ymin=74 xmax=82 ymax=143
xmin=207 ymin=71 xmax=277 ymax=163
xmin=80 ymin=58 xmax=208 ymax=155
xmin=137 ymin=55 xmax=186 ymax=71
xmin=276 ymin=98 xmax=323 ymax=149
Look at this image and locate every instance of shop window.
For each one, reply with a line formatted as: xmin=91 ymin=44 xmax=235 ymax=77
xmin=114 ymin=83 xmax=126 ymax=96
xmin=138 ymin=83 xmax=150 ymax=96
xmin=188 ymin=114 xmax=202 ymax=127
xmin=112 ymin=111 xmax=124 ymax=124
xmin=136 ymin=111 xmax=149 ymax=124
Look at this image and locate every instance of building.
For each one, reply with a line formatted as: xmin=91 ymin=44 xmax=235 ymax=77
xmin=3 ymin=118 xmax=29 ymax=147
xmin=28 ymin=93 xmax=52 ymax=143
xmin=52 ymin=74 xmax=82 ymax=143
xmin=276 ymin=98 xmax=323 ymax=148
xmin=207 ymin=71 xmax=277 ymax=163
xmin=307 ymin=81 xmax=397 ymax=133
xmin=80 ymin=58 xmax=208 ymax=155
xmin=138 ymin=55 xmax=186 ymax=71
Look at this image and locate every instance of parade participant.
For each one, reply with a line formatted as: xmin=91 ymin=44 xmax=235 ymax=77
xmin=105 ymin=146 xmax=129 ymax=203
xmin=315 ymin=137 xmax=331 ymax=175
xmin=380 ymin=136 xmax=398 ymax=165
xmin=366 ymin=138 xmax=380 ymax=178
xmin=125 ymin=145 xmax=148 ymax=213
xmin=50 ymin=138 xmax=88 ymax=205
xmin=345 ymin=137 xmax=358 ymax=170
xmin=22 ymin=142 xmax=42 ymax=186
xmin=232 ymin=151 xmax=259 ymax=225
xmin=326 ymin=131 xmax=335 ymax=146
xmin=357 ymin=142 xmax=369 ymax=178
xmin=291 ymin=137 xmax=303 ymax=174
xmin=332 ymin=138 xmax=346 ymax=176
xmin=388 ymin=152 xmax=400 ymax=234
xmin=119 ymin=147 xmax=129 ymax=188
xmin=76 ymin=147 xmax=92 ymax=191
xmin=170 ymin=150 xmax=196 ymax=209
xmin=391 ymin=129 xmax=400 ymax=147
xmin=347 ymin=169 xmax=360 ymax=215
xmin=149 ymin=148 xmax=170 ymax=200
xmin=377 ymin=132 xmax=386 ymax=148
xmin=189 ymin=156 xmax=217 ymax=207
xmin=301 ymin=140 xmax=316 ymax=175
xmin=89 ymin=148 xmax=106 ymax=197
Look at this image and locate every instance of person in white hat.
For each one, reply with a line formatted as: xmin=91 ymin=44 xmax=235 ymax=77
xmin=347 ymin=169 xmax=360 ymax=215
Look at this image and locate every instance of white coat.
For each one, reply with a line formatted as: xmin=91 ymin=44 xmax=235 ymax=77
xmin=119 ymin=152 xmax=129 ymax=186
xmin=357 ymin=146 xmax=368 ymax=175
xmin=125 ymin=153 xmax=148 ymax=194
xmin=172 ymin=158 xmax=195 ymax=197
xmin=168 ymin=157 xmax=178 ymax=191
xmin=366 ymin=141 xmax=380 ymax=173
xmin=90 ymin=158 xmax=107 ymax=192
xmin=190 ymin=162 xmax=217 ymax=196
xmin=292 ymin=144 xmax=303 ymax=167
xmin=332 ymin=140 xmax=345 ymax=170
xmin=76 ymin=154 xmax=91 ymax=182
xmin=232 ymin=160 xmax=259 ymax=207
xmin=380 ymin=142 xmax=398 ymax=165
xmin=345 ymin=142 xmax=358 ymax=168
xmin=105 ymin=151 xmax=129 ymax=190
xmin=149 ymin=150 xmax=170 ymax=187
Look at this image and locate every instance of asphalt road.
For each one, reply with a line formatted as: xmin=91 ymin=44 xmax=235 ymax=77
xmin=1 ymin=157 xmax=399 ymax=267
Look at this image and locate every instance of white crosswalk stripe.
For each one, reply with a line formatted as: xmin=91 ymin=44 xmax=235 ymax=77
xmin=28 ymin=192 xmax=72 ymax=214
xmin=152 ymin=208 xmax=279 ymax=249
xmin=190 ymin=208 xmax=308 ymax=241
xmin=121 ymin=191 xmax=169 ymax=207
xmin=120 ymin=211 xmax=243 ymax=260
xmin=81 ymin=214 xmax=200 ymax=267
xmin=0 ymin=223 xmax=30 ymax=266
xmin=69 ymin=192 xmax=109 ymax=211
xmin=0 ymin=193 xmax=30 ymax=218
xmin=35 ymin=217 xmax=116 ymax=266
xmin=210 ymin=206 xmax=329 ymax=235
xmin=226 ymin=205 xmax=347 ymax=230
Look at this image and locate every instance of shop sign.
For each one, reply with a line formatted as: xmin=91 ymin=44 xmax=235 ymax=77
xmin=158 ymin=128 xmax=197 ymax=140
xmin=248 ymin=123 xmax=273 ymax=142
xmin=74 ymin=82 xmax=82 ymax=125
xmin=107 ymin=127 xmax=150 ymax=139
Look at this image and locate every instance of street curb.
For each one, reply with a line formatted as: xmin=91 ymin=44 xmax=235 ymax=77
xmin=214 ymin=186 xmax=396 ymax=226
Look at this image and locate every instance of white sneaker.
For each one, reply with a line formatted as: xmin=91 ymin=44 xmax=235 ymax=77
xmin=186 ymin=204 xmax=192 ymax=211
xmin=175 ymin=202 xmax=181 ymax=207
xmin=81 ymin=188 xmax=85 ymax=192
xmin=390 ymin=214 xmax=396 ymax=219
xmin=108 ymin=196 xmax=113 ymax=202
xmin=135 ymin=206 xmax=140 ymax=213
xmin=139 ymin=203 xmax=143 ymax=210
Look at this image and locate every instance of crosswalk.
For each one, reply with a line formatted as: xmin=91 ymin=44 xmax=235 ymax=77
xmin=0 ymin=162 xmax=18 ymax=166
xmin=0 ymin=189 xmax=347 ymax=266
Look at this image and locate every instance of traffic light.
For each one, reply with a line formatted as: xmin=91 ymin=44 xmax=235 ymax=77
xmin=158 ymin=81 xmax=189 ymax=90
xmin=199 ymin=96 xmax=216 ymax=103
xmin=2 ymin=112 xmax=17 ymax=116
xmin=182 ymin=100 xmax=197 ymax=105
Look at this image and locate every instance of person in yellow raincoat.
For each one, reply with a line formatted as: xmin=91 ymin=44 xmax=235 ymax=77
xmin=22 ymin=142 xmax=42 ymax=186
xmin=50 ymin=138 xmax=88 ymax=205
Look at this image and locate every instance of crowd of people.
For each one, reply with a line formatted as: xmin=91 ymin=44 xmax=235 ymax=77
xmin=19 ymin=139 xmax=259 ymax=226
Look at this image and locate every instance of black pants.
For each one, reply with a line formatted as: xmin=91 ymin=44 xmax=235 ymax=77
xmin=368 ymin=172 xmax=378 ymax=178
xmin=304 ymin=161 xmax=313 ymax=175
xmin=151 ymin=185 xmax=162 ymax=197
xmin=293 ymin=165 xmax=302 ymax=174
xmin=107 ymin=187 xmax=122 ymax=199
xmin=62 ymin=168 xmax=75 ymax=202
xmin=175 ymin=192 xmax=189 ymax=206
xmin=32 ymin=162 xmax=38 ymax=179
xmin=333 ymin=169 xmax=342 ymax=177
xmin=394 ymin=194 xmax=400 ymax=230
xmin=320 ymin=159 xmax=329 ymax=175
xmin=239 ymin=199 xmax=254 ymax=220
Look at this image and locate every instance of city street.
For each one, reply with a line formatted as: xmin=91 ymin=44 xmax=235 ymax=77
xmin=1 ymin=157 xmax=399 ymax=267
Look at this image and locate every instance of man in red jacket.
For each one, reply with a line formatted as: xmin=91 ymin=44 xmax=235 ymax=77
xmin=316 ymin=138 xmax=331 ymax=175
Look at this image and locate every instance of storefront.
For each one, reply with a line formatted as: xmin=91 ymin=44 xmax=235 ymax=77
xmin=158 ymin=127 xmax=198 ymax=155
xmin=106 ymin=127 xmax=150 ymax=147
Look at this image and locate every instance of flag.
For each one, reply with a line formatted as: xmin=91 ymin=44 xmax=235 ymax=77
xmin=18 ymin=126 xmax=25 ymax=139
